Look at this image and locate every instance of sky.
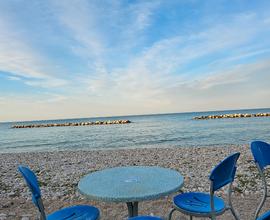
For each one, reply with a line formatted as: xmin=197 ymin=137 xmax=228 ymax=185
xmin=0 ymin=0 xmax=270 ymax=122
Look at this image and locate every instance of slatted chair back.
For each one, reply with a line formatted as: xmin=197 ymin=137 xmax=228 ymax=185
xmin=209 ymin=152 xmax=240 ymax=192
xmin=251 ymin=141 xmax=270 ymax=171
xmin=18 ymin=166 xmax=46 ymax=220
xmin=251 ymin=141 xmax=270 ymax=220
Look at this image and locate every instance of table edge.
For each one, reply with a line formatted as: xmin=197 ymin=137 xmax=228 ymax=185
xmin=77 ymin=166 xmax=184 ymax=203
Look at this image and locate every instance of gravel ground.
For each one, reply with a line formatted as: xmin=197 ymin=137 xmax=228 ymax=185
xmin=1 ymin=145 xmax=270 ymax=220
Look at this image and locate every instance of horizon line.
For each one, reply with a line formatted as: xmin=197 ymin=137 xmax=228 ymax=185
xmin=2 ymin=106 xmax=270 ymax=124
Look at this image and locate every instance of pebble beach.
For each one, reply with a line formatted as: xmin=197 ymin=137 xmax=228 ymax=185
xmin=1 ymin=145 xmax=270 ymax=220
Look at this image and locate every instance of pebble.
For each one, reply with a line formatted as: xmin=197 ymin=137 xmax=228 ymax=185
xmin=21 ymin=214 xmax=32 ymax=220
xmin=0 ymin=214 xmax=7 ymax=220
xmin=0 ymin=145 xmax=266 ymax=219
xmin=8 ymin=212 xmax=15 ymax=217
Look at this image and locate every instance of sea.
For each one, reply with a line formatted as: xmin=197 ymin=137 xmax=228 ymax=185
xmin=0 ymin=108 xmax=270 ymax=153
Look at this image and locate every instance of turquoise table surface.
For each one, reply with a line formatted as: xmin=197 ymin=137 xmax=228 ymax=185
xmin=78 ymin=166 xmax=184 ymax=217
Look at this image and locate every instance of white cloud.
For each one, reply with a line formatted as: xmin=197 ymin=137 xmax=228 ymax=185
xmin=207 ymin=47 xmax=270 ymax=69
xmin=50 ymin=2 xmax=270 ymax=101
xmin=49 ymin=0 xmax=161 ymax=67
xmin=1 ymin=58 xmax=269 ymax=122
xmin=24 ymin=78 xmax=67 ymax=88
xmin=0 ymin=97 xmax=5 ymax=105
xmin=37 ymin=93 xmax=68 ymax=103
xmin=126 ymin=1 xmax=160 ymax=32
xmin=0 ymin=1 xmax=270 ymax=121
xmin=76 ymin=10 xmax=270 ymax=114
xmin=0 ymin=15 xmax=68 ymax=88
xmin=49 ymin=0 xmax=105 ymax=59
xmin=192 ymin=59 xmax=270 ymax=89
xmin=7 ymin=75 xmax=21 ymax=81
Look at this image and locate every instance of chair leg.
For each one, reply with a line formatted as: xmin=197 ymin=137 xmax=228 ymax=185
xmin=254 ymin=194 xmax=266 ymax=220
xmin=167 ymin=208 xmax=176 ymax=220
xmin=37 ymin=198 xmax=46 ymax=220
xmin=230 ymin=207 xmax=240 ymax=220
xmin=210 ymin=216 xmax=216 ymax=220
xmin=227 ymin=182 xmax=240 ymax=220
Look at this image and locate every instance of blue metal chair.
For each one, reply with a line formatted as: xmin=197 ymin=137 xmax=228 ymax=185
xmin=129 ymin=216 xmax=163 ymax=220
xmin=251 ymin=141 xmax=270 ymax=220
xmin=168 ymin=152 xmax=240 ymax=220
xmin=256 ymin=212 xmax=270 ymax=220
xmin=18 ymin=165 xmax=100 ymax=220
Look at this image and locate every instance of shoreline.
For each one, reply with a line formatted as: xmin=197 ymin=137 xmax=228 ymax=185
xmin=1 ymin=145 xmax=269 ymax=219
xmin=0 ymin=144 xmax=244 ymax=154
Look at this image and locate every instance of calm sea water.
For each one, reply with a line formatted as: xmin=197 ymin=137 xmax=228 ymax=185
xmin=0 ymin=108 xmax=270 ymax=153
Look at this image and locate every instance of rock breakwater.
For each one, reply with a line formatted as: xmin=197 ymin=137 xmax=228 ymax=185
xmin=11 ymin=119 xmax=131 ymax=129
xmin=194 ymin=112 xmax=270 ymax=120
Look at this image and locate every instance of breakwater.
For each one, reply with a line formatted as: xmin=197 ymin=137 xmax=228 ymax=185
xmin=194 ymin=112 xmax=270 ymax=120
xmin=11 ymin=119 xmax=131 ymax=129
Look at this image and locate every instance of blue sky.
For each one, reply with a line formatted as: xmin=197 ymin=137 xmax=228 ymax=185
xmin=0 ymin=0 xmax=270 ymax=121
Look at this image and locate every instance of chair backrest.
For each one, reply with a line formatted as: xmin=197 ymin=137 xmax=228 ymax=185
xmin=250 ymin=141 xmax=270 ymax=220
xmin=251 ymin=141 xmax=270 ymax=171
xmin=209 ymin=152 xmax=240 ymax=191
xmin=18 ymin=166 xmax=43 ymax=211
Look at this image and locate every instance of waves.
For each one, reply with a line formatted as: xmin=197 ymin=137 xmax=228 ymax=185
xmin=0 ymin=108 xmax=270 ymax=153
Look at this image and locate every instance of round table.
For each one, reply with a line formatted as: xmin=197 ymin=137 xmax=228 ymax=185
xmin=78 ymin=166 xmax=184 ymax=217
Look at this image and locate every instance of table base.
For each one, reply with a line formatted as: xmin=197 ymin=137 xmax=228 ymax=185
xmin=127 ymin=202 xmax=138 ymax=217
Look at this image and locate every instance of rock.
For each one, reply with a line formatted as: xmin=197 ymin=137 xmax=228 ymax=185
xmin=11 ymin=119 xmax=132 ymax=128
xmin=0 ymin=213 xmax=7 ymax=220
xmin=8 ymin=212 xmax=16 ymax=217
xmin=193 ymin=112 xmax=270 ymax=120
xmin=8 ymin=192 xmax=19 ymax=198
xmin=21 ymin=214 xmax=32 ymax=220
xmin=1 ymin=201 xmax=13 ymax=208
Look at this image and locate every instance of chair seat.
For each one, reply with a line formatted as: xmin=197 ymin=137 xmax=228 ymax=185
xmin=129 ymin=216 xmax=163 ymax=220
xmin=257 ymin=211 xmax=270 ymax=220
xmin=173 ymin=192 xmax=225 ymax=215
xmin=47 ymin=205 xmax=100 ymax=220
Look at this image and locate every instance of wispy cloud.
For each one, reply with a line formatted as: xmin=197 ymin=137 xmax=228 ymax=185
xmin=7 ymin=75 xmax=21 ymax=81
xmin=192 ymin=59 xmax=270 ymax=89
xmin=0 ymin=0 xmax=270 ymax=121
xmin=80 ymin=10 xmax=270 ymax=104
xmin=49 ymin=0 xmax=105 ymax=59
xmin=0 ymin=18 xmax=48 ymax=79
xmin=0 ymin=12 xmax=68 ymax=88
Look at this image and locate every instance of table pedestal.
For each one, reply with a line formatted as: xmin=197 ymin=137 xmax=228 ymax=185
xmin=127 ymin=202 xmax=138 ymax=217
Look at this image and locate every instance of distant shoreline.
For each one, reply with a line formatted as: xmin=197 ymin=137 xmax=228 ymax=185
xmin=2 ymin=107 xmax=270 ymax=123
